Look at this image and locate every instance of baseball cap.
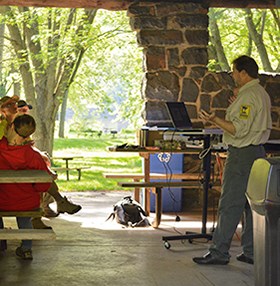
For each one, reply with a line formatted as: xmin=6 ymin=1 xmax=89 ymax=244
xmin=17 ymin=99 xmax=33 ymax=110
xmin=0 ymin=95 xmax=19 ymax=108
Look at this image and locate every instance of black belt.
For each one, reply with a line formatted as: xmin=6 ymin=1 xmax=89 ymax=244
xmin=228 ymin=144 xmax=262 ymax=149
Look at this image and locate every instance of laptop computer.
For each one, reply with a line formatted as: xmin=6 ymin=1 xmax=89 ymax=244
xmin=165 ymin=102 xmax=223 ymax=135
xmin=165 ymin=102 xmax=203 ymax=132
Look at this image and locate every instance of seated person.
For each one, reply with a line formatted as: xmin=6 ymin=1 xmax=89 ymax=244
xmin=0 ymin=95 xmax=19 ymax=138
xmin=0 ymin=96 xmax=82 ymax=227
xmin=15 ymin=99 xmax=59 ymax=218
xmin=17 ymin=99 xmax=33 ymax=114
xmin=0 ymin=114 xmax=52 ymax=260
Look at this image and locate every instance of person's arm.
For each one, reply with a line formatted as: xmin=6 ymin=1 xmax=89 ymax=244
xmin=25 ymin=148 xmax=53 ymax=192
xmin=211 ymin=116 xmax=236 ymax=136
xmin=199 ymin=109 xmax=236 ymax=136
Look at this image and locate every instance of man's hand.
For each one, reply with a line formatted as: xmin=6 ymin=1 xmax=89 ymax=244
xmin=200 ymin=109 xmax=236 ymax=136
xmin=228 ymin=95 xmax=237 ymax=105
xmin=199 ymin=109 xmax=216 ymax=124
xmin=228 ymin=88 xmax=238 ymax=105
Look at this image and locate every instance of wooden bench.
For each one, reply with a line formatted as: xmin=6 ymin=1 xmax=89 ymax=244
xmin=52 ymin=166 xmax=90 ymax=180
xmin=103 ymin=172 xmax=201 ymax=202
xmin=0 ymin=210 xmax=56 ymax=239
xmin=0 ymin=170 xmax=54 ymax=183
xmin=118 ymin=181 xmax=201 ymax=228
xmin=0 ymin=170 xmax=56 ymax=250
xmin=0 ymin=209 xmax=56 ymax=250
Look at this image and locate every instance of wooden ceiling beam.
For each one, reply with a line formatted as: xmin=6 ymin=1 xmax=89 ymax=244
xmin=0 ymin=0 xmax=132 ymax=10
xmin=0 ymin=0 xmax=277 ymax=10
xmin=205 ymin=0 xmax=276 ymax=8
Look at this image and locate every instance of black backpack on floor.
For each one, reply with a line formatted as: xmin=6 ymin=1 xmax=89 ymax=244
xmin=106 ymin=196 xmax=150 ymax=227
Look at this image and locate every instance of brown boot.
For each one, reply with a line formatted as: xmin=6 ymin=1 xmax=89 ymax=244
xmin=43 ymin=205 xmax=59 ymax=218
xmin=31 ymin=217 xmax=52 ymax=229
xmin=57 ymin=197 xmax=82 ymax=215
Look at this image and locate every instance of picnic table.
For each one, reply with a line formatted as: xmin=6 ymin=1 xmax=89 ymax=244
xmin=51 ymin=155 xmax=85 ymax=180
xmin=0 ymin=169 xmax=53 ymax=183
xmin=0 ymin=169 xmax=56 ymax=244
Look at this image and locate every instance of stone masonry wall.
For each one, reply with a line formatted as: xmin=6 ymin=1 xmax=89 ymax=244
xmin=128 ymin=1 xmax=280 ymax=139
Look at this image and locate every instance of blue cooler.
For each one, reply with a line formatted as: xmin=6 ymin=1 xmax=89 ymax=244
xmin=149 ymin=153 xmax=184 ymax=212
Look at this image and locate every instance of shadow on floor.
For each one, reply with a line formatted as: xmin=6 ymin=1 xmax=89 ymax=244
xmin=0 ymin=191 xmax=253 ymax=286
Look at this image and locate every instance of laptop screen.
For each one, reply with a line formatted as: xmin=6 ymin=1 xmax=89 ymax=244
xmin=165 ymin=102 xmax=193 ymax=130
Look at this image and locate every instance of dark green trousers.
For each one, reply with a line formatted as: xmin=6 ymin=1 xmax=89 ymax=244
xmin=209 ymin=145 xmax=266 ymax=259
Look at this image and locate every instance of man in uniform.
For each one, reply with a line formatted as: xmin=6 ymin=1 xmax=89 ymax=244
xmin=193 ymin=55 xmax=272 ymax=265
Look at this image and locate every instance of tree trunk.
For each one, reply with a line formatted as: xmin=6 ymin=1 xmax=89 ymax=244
xmin=245 ymin=32 xmax=253 ymax=56
xmin=243 ymin=9 xmax=273 ymax=72
xmin=10 ymin=64 xmax=21 ymax=96
xmin=58 ymin=89 xmax=68 ymax=138
xmin=270 ymin=9 xmax=280 ymax=30
xmin=0 ymin=7 xmax=97 ymax=155
xmin=209 ymin=9 xmax=230 ymax=71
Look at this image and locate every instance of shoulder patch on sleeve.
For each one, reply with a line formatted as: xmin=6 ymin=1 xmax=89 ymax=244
xmin=239 ymin=105 xmax=250 ymax=119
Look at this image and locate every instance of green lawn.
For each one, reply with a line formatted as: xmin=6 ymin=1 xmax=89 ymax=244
xmin=52 ymin=131 xmax=142 ymax=192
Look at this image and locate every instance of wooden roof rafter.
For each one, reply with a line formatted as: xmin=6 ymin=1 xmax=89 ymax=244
xmin=0 ymin=0 xmax=278 ymax=10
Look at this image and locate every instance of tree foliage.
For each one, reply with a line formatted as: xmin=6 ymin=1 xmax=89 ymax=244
xmin=68 ymin=10 xmax=143 ymax=131
xmin=0 ymin=7 xmax=99 ymax=154
xmin=0 ymin=7 xmax=142 ymax=155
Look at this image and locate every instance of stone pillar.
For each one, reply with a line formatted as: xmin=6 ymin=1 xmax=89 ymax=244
xmin=128 ymin=2 xmax=212 ymax=127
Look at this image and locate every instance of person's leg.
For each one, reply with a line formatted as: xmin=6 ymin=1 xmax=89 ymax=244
xmin=42 ymin=192 xmax=58 ymax=218
xmin=0 ymin=217 xmax=7 ymax=251
xmin=31 ymin=217 xmax=52 ymax=229
xmin=193 ymin=148 xmax=243 ymax=264
xmin=48 ymin=181 xmax=81 ymax=214
xmin=46 ymin=181 xmax=61 ymax=201
xmin=193 ymin=146 xmax=263 ymax=265
xmin=16 ymin=217 xmax=32 ymax=249
xmin=209 ymin=147 xmax=248 ymax=259
xmin=33 ymin=181 xmax=82 ymax=229
xmin=31 ymin=193 xmax=52 ymax=229
xmin=240 ymin=201 xmax=253 ymax=257
xmin=16 ymin=217 xmax=33 ymax=260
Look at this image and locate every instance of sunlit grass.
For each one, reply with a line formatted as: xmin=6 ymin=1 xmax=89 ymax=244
xmin=52 ymin=131 xmax=142 ymax=192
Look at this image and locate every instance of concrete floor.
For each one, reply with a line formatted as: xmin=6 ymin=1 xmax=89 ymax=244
xmin=0 ymin=191 xmax=254 ymax=286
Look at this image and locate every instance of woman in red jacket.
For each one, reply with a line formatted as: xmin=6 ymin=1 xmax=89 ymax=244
xmin=0 ymin=114 xmax=51 ymax=260
xmin=0 ymin=96 xmax=81 ymax=230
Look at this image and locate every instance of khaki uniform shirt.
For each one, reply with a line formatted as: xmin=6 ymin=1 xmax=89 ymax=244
xmin=223 ymin=79 xmax=272 ymax=148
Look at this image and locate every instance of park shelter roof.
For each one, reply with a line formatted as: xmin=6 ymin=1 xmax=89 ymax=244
xmin=0 ymin=0 xmax=278 ymax=10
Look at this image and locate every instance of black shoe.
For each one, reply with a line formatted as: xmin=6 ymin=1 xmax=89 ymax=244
xmin=16 ymin=246 xmax=33 ymax=260
xmin=0 ymin=240 xmax=7 ymax=251
xmin=236 ymin=253 xmax=254 ymax=265
xmin=193 ymin=252 xmax=229 ymax=265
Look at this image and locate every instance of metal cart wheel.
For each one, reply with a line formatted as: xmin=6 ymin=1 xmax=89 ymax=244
xmin=164 ymin=241 xmax=171 ymax=249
